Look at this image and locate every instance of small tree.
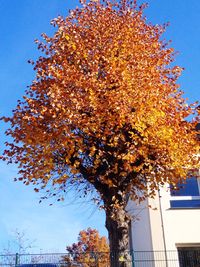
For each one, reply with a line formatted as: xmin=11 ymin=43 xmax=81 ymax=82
xmin=63 ymin=228 xmax=109 ymax=267
xmin=1 ymin=1 xmax=199 ymax=266
xmin=1 ymin=229 xmax=35 ymax=255
xmin=0 ymin=229 xmax=35 ymax=266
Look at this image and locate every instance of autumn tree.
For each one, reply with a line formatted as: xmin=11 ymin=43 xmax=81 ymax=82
xmin=1 ymin=0 xmax=200 ymax=266
xmin=63 ymin=228 xmax=109 ymax=267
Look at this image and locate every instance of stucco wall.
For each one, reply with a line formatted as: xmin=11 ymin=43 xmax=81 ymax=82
xmin=127 ymin=199 xmax=153 ymax=251
xmin=128 ymin=185 xmax=200 ymax=267
xmin=157 ymin=187 xmax=200 ymax=251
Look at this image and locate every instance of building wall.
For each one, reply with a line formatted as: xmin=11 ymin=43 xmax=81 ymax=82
xmin=127 ymin=199 xmax=153 ymax=251
xmin=156 ymin=186 xmax=200 ymax=251
xmin=128 ymin=183 xmax=200 ymax=266
xmin=129 ymin=185 xmax=200 ymax=251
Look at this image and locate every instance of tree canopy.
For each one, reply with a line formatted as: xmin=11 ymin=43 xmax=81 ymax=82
xmin=2 ymin=0 xmax=199 ymax=203
xmin=63 ymin=228 xmax=109 ymax=267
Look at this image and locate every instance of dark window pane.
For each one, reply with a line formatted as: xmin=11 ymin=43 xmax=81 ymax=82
xmin=171 ymin=177 xmax=199 ymax=196
xmin=178 ymin=247 xmax=200 ymax=267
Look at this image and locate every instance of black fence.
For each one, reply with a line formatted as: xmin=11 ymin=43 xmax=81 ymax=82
xmin=0 ymin=250 xmax=200 ymax=267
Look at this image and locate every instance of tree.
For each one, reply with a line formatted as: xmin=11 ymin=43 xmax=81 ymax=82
xmin=1 ymin=0 xmax=199 ymax=266
xmin=63 ymin=228 xmax=109 ymax=267
xmin=1 ymin=229 xmax=35 ymax=255
xmin=0 ymin=229 xmax=36 ymax=266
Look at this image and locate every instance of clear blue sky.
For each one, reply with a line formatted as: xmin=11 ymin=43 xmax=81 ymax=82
xmin=0 ymin=0 xmax=199 ymax=253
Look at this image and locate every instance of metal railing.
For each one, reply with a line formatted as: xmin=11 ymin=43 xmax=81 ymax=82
xmin=0 ymin=250 xmax=200 ymax=267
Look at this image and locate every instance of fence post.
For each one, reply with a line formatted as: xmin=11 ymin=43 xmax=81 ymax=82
xmin=131 ymin=250 xmax=135 ymax=267
xmin=15 ymin=253 xmax=19 ymax=266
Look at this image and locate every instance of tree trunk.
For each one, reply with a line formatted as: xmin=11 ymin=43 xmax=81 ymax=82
xmin=105 ymin=206 xmax=132 ymax=267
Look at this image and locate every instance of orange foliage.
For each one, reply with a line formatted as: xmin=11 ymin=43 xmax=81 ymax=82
xmin=63 ymin=228 xmax=109 ymax=267
xmin=1 ymin=0 xmax=199 ymax=249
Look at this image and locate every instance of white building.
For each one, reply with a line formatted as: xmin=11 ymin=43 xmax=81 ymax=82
xmin=127 ymin=173 xmax=200 ymax=267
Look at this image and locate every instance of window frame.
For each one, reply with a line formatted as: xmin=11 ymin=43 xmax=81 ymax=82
xmin=170 ymin=177 xmax=200 ymax=208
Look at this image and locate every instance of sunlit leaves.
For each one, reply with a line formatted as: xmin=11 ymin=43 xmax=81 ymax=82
xmin=63 ymin=228 xmax=110 ymax=267
xmin=1 ymin=0 xmax=199 ymax=209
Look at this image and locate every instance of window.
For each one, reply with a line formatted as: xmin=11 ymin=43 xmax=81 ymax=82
xmin=178 ymin=247 xmax=200 ymax=267
xmin=170 ymin=177 xmax=200 ymax=208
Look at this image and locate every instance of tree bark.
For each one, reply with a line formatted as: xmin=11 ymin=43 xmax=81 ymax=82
xmin=105 ymin=207 xmax=132 ymax=267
